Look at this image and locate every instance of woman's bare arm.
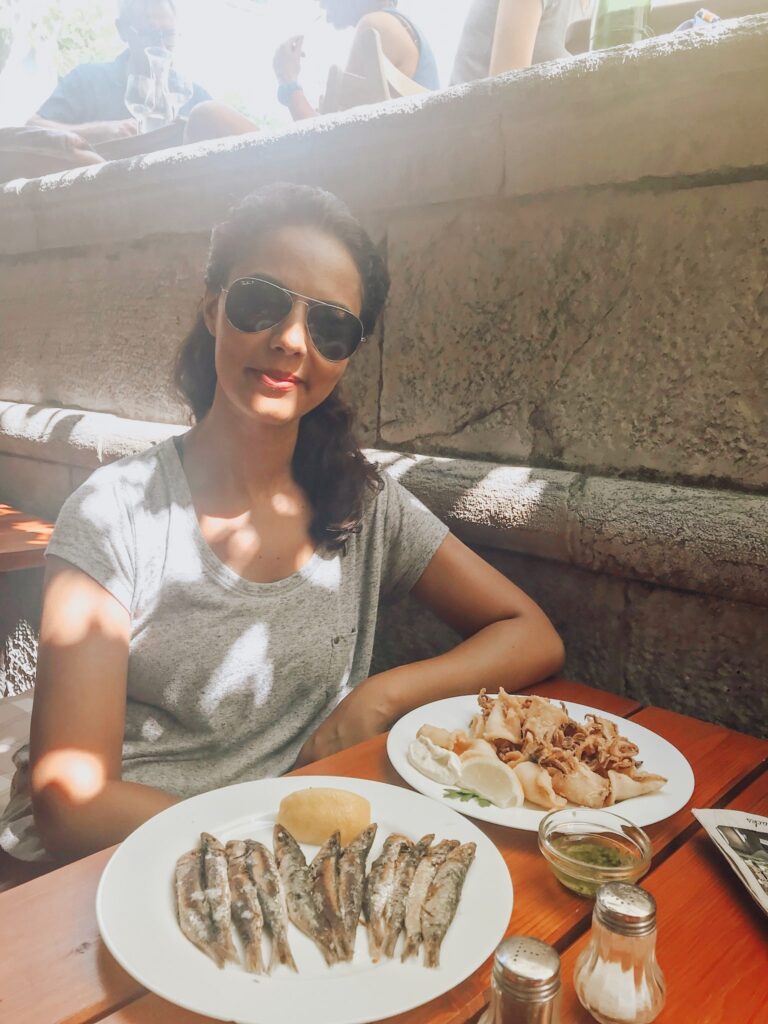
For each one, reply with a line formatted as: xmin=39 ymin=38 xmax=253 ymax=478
xmin=295 ymin=533 xmax=564 ymax=764
xmin=30 ymin=557 xmax=178 ymax=861
xmin=489 ymin=0 xmax=544 ymax=74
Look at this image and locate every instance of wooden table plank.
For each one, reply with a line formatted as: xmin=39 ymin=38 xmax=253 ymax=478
xmin=558 ymin=769 xmax=768 ymax=1024
xmin=628 ymin=707 xmax=768 ymax=854
xmin=0 ymin=504 xmax=53 ymax=572
xmin=0 ymin=847 xmax=143 ymax=1024
xmin=96 ymin=694 xmax=767 ymax=1024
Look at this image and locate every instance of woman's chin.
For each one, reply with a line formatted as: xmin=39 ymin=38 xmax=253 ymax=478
xmin=242 ymin=399 xmax=301 ymax=426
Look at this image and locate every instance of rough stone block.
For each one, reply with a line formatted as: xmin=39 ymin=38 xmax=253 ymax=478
xmin=623 ymin=583 xmax=768 ymax=737
xmin=371 ymin=597 xmax=459 ymax=677
xmin=0 ymin=177 xmax=38 ymax=254
xmin=343 ymin=321 xmax=381 ymax=446
xmin=372 ymin=543 xmax=629 ymax=697
xmin=381 ymin=183 xmax=768 ymax=489
xmin=6 ymin=85 xmax=504 ymax=255
xmin=501 ymin=15 xmax=768 ymax=196
xmin=0 ymin=234 xmax=209 ymax=422
xmin=570 ymin=478 xmax=768 ymax=606
xmin=69 ymin=466 xmax=94 ymax=491
xmin=0 ymin=453 xmax=74 ymax=521
xmin=374 ymin=451 xmax=575 ymax=562
xmin=477 ymin=548 xmax=629 ymax=697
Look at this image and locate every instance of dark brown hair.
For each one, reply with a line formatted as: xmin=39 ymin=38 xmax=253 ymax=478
xmin=174 ymin=183 xmax=390 ymax=552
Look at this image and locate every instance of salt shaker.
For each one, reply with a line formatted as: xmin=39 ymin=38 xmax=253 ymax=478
xmin=574 ymin=882 xmax=666 ymax=1024
xmin=479 ymin=935 xmax=561 ymax=1024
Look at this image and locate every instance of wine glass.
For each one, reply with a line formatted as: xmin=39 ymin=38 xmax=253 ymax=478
xmin=168 ymin=73 xmax=194 ymax=121
xmin=124 ymin=73 xmax=153 ymax=133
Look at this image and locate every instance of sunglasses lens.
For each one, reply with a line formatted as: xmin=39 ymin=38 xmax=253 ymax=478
xmin=307 ymin=304 xmax=364 ymax=361
xmin=224 ymin=279 xmax=292 ymax=334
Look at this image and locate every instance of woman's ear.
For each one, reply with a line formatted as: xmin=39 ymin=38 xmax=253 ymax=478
xmin=202 ymin=289 xmax=220 ymax=338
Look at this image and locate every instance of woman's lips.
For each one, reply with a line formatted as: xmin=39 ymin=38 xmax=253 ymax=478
xmin=248 ymin=369 xmax=301 ymax=392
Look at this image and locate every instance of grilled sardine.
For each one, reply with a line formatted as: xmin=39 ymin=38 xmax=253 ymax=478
xmin=310 ymin=832 xmax=345 ymax=960
xmin=226 ymin=839 xmax=266 ymax=974
xmin=382 ymin=834 xmax=434 ymax=958
xmin=421 ymin=841 xmax=476 ymax=968
xmin=337 ymin=823 xmax=378 ymax=960
xmin=363 ymin=833 xmax=411 ymax=962
xmin=401 ymin=839 xmax=460 ymax=962
xmin=274 ymin=824 xmax=337 ymax=965
xmin=246 ymin=840 xmax=298 ymax=973
xmin=174 ymin=834 xmax=239 ymax=969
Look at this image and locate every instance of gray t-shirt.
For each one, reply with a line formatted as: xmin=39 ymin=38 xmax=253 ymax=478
xmin=451 ymin=0 xmax=576 ymax=84
xmin=0 ymin=437 xmax=448 ymax=861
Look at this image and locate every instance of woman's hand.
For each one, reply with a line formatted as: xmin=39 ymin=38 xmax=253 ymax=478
xmin=273 ymin=35 xmax=304 ymax=84
xmin=294 ymin=679 xmax=394 ymax=768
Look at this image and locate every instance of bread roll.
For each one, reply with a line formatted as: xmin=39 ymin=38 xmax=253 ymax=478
xmin=277 ymin=788 xmax=371 ymax=846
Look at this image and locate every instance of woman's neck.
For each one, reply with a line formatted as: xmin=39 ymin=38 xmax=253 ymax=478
xmin=181 ymin=398 xmax=300 ymax=511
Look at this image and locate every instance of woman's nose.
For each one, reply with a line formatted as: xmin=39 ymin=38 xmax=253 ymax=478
xmin=270 ymin=302 xmax=310 ymax=356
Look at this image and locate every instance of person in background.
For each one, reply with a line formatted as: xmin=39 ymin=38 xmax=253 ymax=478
xmin=28 ymin=0 xmax=210 ymax=146
xmin=451 ymin=0 xmax=577 ymax=84
xmin=273 ymin=0 xmax=440 ymax=122
xmin=185 ymin=1 xmax=440 ymax=144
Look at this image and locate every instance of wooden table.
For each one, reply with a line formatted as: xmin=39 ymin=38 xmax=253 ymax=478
xmin=1 ymin=679 xmax=766 ymax=1024
xmin=0 ymin=504 xmax=53 ymax=573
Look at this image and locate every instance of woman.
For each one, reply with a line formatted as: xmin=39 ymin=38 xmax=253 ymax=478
xmin=0 ymin=184 xmax=563 ymax=866
xmin=451 ymin=0 xmax=577 ymax=84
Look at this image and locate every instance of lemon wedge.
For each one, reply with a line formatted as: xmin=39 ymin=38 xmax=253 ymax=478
xmin=459 ymin=757 xmax=524 ymax=808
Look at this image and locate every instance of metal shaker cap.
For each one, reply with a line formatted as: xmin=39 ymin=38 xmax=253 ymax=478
xmin=494 ymin=936 xmax=561 ymax=1002
xmin=595 ymin=882 xmax=657 ymax=936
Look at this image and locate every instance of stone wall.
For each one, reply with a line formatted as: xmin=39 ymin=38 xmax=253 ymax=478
xmin=1 ymin=16 xmax=766 ymax=734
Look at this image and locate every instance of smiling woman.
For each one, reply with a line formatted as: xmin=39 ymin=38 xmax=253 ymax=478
xmin=0 ymin=183 xmax=563 ymax=866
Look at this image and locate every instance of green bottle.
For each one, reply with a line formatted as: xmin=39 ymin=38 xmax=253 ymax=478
xmin=589 ymin=0 xmax=653 ymax=50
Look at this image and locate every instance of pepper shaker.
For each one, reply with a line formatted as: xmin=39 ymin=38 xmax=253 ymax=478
xmin=479 ymin=935 xmax=561 ymax=1024
xmin=574 ymin=882 xmax=666 ymax=1024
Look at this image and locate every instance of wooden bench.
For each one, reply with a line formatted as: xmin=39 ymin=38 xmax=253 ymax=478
xmin=0 ymin=504 xmax=53 ymax=574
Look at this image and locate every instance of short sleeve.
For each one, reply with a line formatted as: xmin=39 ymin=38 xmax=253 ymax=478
xmin=378 ymin=473 xmax=449 ymax=602
xmin=46 ymin=470 xmax=136 ymax=612
xmin=37 ymin=68 xmax=91 ymax=123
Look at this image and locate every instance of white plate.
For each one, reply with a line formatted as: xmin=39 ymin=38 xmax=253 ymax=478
xmin=96 ymin=775 xmax=512 ymax=1024
xmin=387 ymin=697 xmax=695 ymax=831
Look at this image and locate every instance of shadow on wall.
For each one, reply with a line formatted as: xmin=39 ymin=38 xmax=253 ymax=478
xmin=0 ymin=404 xmax=92 ymax=453
xmin=370 ymin=451 xmax=560 ymax=677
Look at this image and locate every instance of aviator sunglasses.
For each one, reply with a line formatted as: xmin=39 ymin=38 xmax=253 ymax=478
xmin=221 ymin=277 xmax=366 ymax=362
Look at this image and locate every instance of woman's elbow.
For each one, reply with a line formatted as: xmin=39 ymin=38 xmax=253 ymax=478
xmin=31 ymin=791 xmax=74 ymax=860
xmin=30 ymin=748 xmax=108 ymax=859
xmin=545 ymin=628 xmax=566 ymax=678
xmin=526 ymin=611 xmax=565 ymax=679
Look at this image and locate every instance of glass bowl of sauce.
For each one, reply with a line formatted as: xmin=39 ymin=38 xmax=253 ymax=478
xmin=538 ymin=808 xmax=652 ymax=897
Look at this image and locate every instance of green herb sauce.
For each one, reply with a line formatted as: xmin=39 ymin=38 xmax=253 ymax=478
xmin=552 ymin=837 xmax=636 ymax=868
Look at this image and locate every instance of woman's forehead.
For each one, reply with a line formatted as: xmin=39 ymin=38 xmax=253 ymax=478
xmin=229 ymin=225 xmax=362 ymax=313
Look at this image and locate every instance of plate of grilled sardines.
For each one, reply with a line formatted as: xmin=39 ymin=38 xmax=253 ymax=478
xmin=96 ymin=776 xmax=513 ymax=1024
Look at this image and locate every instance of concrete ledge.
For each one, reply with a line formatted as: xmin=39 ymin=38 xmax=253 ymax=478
xmin=376 ymin=452 xmax=768 ymax=608
xmin=1 ymin=15 xmax=766 ymax=256
xmin=374 ymin=450 xmax=577 ymax=563
xmin=2 ymin=403 xmax=764 ymax=607
xmin=0 ymin=402 xmax=184 ymax=469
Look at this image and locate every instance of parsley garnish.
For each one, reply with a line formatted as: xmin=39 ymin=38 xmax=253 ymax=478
xmin=443 ymin=787 xmax=492 ymax=808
